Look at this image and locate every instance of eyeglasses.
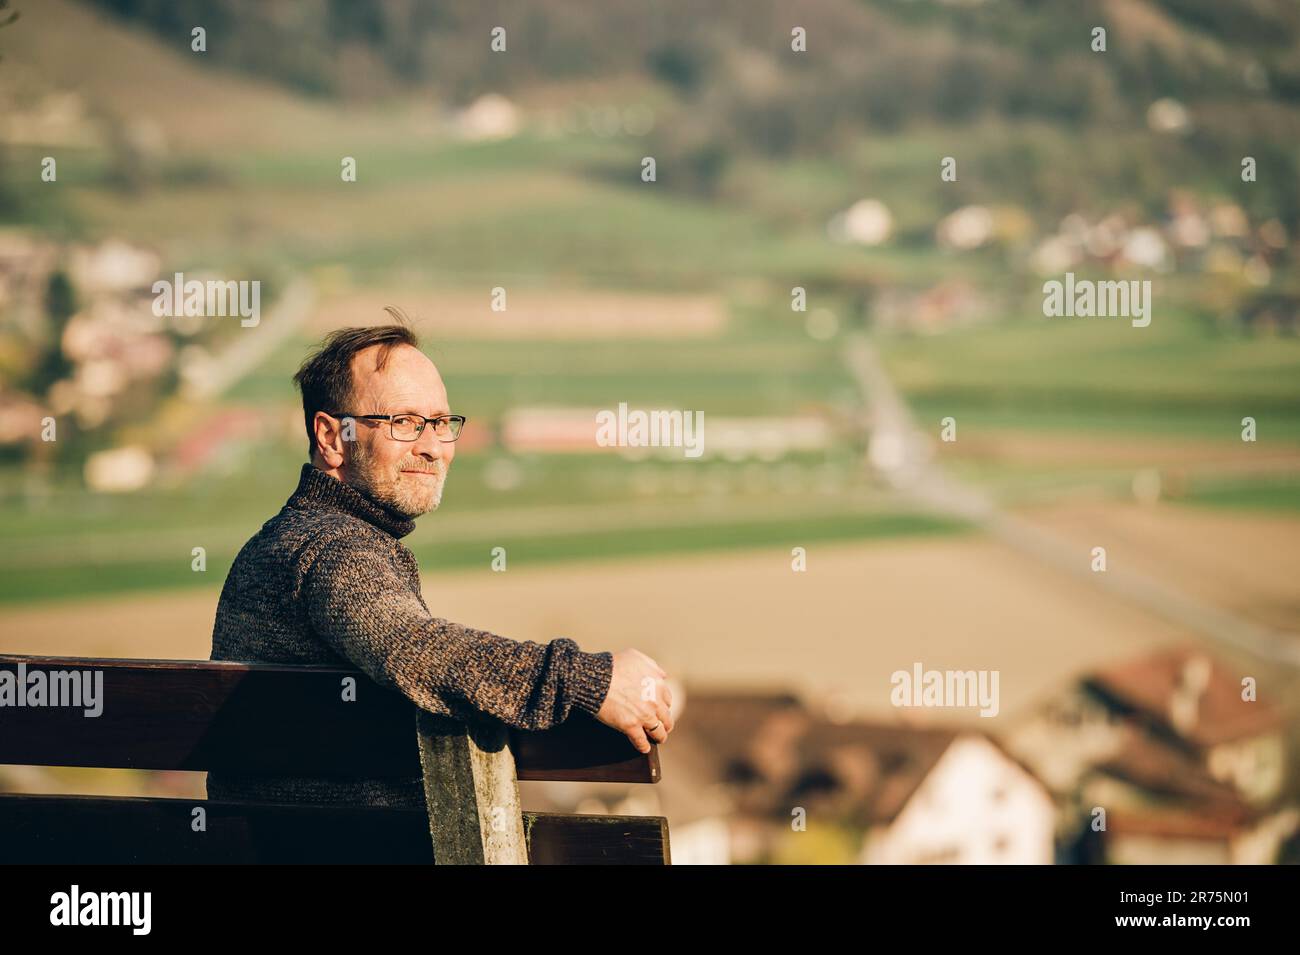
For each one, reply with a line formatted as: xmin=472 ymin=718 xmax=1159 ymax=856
xmin=330 ymin=413 xmax=467 ymax=442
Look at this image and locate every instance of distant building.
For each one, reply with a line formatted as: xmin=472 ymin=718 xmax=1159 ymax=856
xmin=83 ymin=445 xmax=154 ymax=493
xmin=0 ymin=230 xmax=58 ymax=335
xmin=68 ymin=239 xmax=160 ymax=295
xmin=1083 ymin=647 xmax=1285 ymax=805
xmin=1004 ymin=645 xmax=1297 ymax=864
xmin=456 ymin=94 xmax=519 ymax=141
xmin=1087 ymin=733 xmax=1298 ymax=860
xmin=857 ymin=733 xmax=1055 ymax=864
xmin=1101 ymin=804 xmax=1300 ymax=866
xmin=828 ymin=199 xmax=893 ymax=247
xmin=0 ymin=391 xmax=45 ymax=447
xmin=936 ymin=205 xmax=994 ymax=251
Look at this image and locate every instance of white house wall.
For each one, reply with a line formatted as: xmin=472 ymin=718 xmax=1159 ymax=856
xmin=865 ymin=735 xmax=1056 ymax=865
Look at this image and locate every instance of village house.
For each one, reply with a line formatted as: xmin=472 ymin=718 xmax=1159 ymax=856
xmin=1003 ymin=646 xmax=1297 ymax=864
xmin=855 ymin=731 xmax=1055 ymax=864
xmin=1083 ymin=647 xmax=1285 ymax=805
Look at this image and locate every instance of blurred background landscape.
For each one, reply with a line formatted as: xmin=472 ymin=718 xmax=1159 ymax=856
xmin=1 ymin=0 xmax=1299 ymax=863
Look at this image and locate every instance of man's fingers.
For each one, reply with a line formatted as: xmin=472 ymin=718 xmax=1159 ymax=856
xmin=654 ymin=700 xmax=674 ymax=734
xmin=626 ymin=725 xmax=651 ymax=754
xmin=656 ymin=685 xmax=676 ymax=730
xmin=639 ymin=702 xmax=671 ymax=745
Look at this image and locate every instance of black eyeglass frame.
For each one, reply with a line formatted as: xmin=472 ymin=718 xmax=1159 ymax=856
xmin=328 ymin=412 xmax=467 ymax=442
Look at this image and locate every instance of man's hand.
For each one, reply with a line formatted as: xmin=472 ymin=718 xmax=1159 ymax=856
xmin=596 ymin=649 xmax=675 ymax=754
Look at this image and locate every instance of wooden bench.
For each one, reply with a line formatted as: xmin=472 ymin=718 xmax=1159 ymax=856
xmin=0 ymin=654 xmax=670 ymax=864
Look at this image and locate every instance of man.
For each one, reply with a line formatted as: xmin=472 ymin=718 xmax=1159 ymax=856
xmin=207 ymin=315 xmax=673 ymax=808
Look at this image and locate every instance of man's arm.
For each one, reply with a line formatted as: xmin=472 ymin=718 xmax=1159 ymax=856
xmin=301 ymin=537 xmax=613 ymax=730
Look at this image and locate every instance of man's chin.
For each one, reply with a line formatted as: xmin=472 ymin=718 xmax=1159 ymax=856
xmin=406 ymin=484 xmax=444 ymax=513
xmin=413 ymin=493 xmax=441 ymax=515
xmin=397 ymin=489 xmax=442 ymax=518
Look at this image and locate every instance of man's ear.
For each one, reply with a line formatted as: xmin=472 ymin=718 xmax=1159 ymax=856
xmin=312 ymin=411 xmax=346 ymax=469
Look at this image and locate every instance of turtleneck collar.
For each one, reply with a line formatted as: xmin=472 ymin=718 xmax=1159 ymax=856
xmin=286 ymin=463 xmax=417 ymax=540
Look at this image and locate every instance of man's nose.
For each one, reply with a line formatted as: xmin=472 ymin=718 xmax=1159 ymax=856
xmin=412 ymin=423 xmax=446 ymax=460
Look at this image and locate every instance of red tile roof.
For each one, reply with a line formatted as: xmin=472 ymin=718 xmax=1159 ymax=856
xmin=1085 ymin=645 xmax=1281 ymax=748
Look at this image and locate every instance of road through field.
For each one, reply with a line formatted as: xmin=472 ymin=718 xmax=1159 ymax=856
xmin=846 ymin=334 xmax=1300 ymax=667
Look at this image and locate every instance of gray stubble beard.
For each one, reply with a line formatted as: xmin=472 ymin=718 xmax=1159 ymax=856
xmin=346 ymin=438 xmax=446 ymax=519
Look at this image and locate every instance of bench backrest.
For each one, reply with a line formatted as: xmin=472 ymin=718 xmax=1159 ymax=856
xmin=0 ymin=655 xmax=669 ymax=864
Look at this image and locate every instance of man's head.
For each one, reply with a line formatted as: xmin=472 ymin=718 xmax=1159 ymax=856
xmin=293 ymin=311 xmax=456 ymax=519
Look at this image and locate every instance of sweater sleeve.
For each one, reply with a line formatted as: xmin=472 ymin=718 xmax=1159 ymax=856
xmin=300 ymin=536 xmax=613 ymax=730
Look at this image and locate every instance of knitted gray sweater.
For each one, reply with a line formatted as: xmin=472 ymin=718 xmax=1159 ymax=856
xmin=206 ymin=462 xmax=613 ymax=808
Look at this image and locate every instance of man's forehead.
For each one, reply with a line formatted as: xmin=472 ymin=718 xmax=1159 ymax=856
xmin=351 ymin=344 xmax=447 ymax=406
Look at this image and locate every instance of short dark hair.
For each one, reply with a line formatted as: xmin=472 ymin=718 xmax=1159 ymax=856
xmin=292 ymin=309 xmax=420 ymax=459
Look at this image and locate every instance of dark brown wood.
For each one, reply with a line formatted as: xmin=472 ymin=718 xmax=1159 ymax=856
xmin=0 ymin=795 xmax=670 ymax=865
xmin=512 ymin=712 xmax=662 ymax=784
xmin=526 ymin=811 xmax=672 ymax=865
xmin=0 ymin=655 xmax=657 ymax=783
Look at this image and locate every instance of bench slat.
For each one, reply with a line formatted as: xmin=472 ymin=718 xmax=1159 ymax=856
xmin=0 ymin=655 xmax=658 ymax=783
xmin=0 ymin=794 xmax=670 ymax=865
